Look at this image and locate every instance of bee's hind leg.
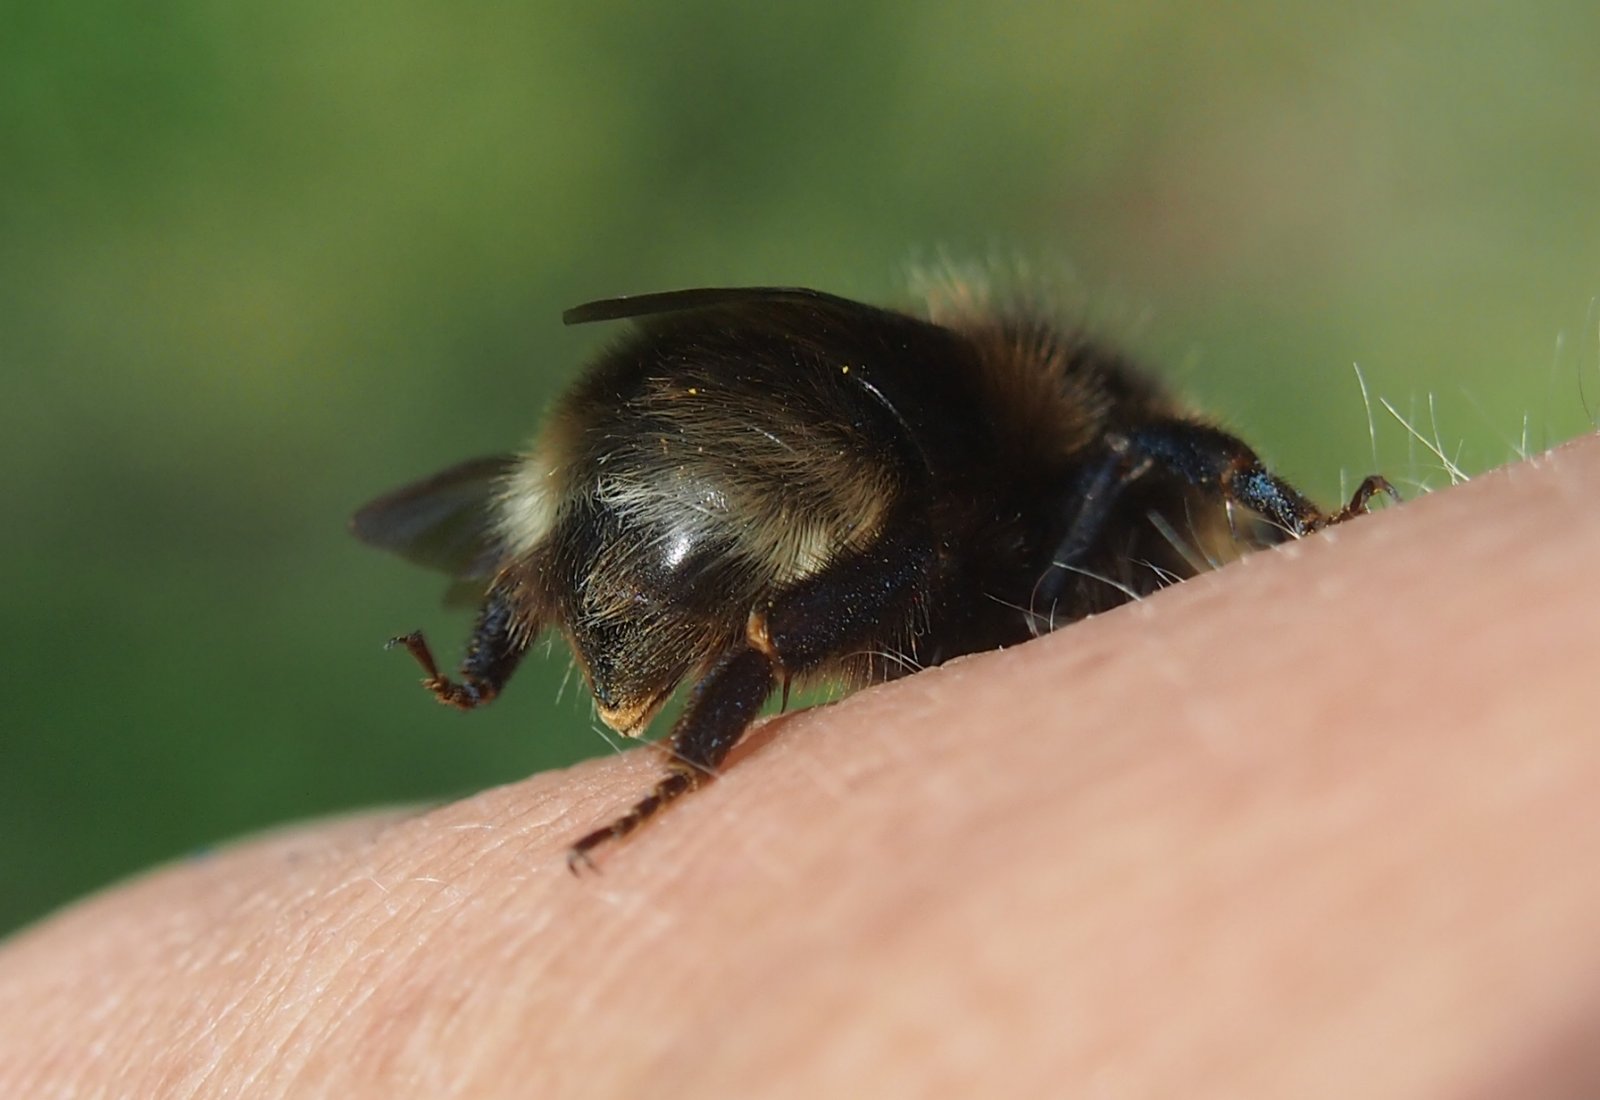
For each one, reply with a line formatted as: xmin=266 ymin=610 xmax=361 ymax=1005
xmin=388 ymin=588 xmax=529 ymax=710
xmin=567 ymin=519 xmax=936 ymax=872
xmin=566 ymin=645 xmax=777 ymax=873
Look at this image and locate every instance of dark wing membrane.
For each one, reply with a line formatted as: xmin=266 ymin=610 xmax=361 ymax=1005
xmin=349 ymin=454 xmax=516 ymax=578
xmin=562 ymin=286 xmax=882 ymax=326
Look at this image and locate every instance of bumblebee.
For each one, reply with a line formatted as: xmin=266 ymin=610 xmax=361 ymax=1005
xmin=352 ymin=286 xmax=1394 ymax=868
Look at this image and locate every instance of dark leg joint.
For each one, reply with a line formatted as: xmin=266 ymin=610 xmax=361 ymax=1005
xmin=386 ymin=588 xmax=527 ymax=712
xmin=387 ymin=630 xmax=499 ymax=709
xmin=1326 ymin=474 xmax=1401 ymax=527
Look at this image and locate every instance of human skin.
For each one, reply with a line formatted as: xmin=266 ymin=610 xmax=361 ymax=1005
xmin=3 ymin=435 xmax=1599 ymax=1099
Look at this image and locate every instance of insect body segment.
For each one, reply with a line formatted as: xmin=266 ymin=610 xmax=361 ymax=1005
xmin=353 ymin=286 xmax=1395 ymax=870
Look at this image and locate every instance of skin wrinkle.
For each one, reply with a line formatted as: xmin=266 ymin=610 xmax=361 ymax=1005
xmin=3 ymin=436 xmax=1600 ymax=1096
xmin=188 ymin=851 xmax=395 ymax=1094
xmin=277 ymin=885 xmax=437 ymax=1092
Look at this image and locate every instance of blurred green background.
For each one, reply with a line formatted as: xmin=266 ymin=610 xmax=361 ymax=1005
xmin=5 ymin=2 xmax=1597 ymax=936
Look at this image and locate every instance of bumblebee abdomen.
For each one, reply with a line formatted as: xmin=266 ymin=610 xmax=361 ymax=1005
xmin=534 ymin=363 xmax=907 ymax=730
xmin=596 ymin=411 xmax=895 ymax=578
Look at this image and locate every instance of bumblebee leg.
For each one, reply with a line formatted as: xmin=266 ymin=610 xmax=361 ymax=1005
xmin=388 ymin=588 xmax=528 ymax=710
xmin=1035 ymin=424 xmax=1396 ymax=620
xmin=1328 ymin=474 xmax=1400 ymax=524
xmin=1033 ymin=446 xmax=1154 ymax=618
xmin=567 ymin=523 xmax=935 ymax=872
xmin=567 ymin=646 xmax=776 ymax=872
xmin=1122 ymin=421 xmax=1398 ymax=537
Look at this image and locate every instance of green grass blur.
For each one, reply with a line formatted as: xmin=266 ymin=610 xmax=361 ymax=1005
xmin=5 ymin=3 xmax=1598 ymax=935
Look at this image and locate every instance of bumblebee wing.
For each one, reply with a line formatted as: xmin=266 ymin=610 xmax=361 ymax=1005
xmin=562 ymin=286 xmax=877 ymax=326
xmin=350 ymin=454 xmax=515 ymax=578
